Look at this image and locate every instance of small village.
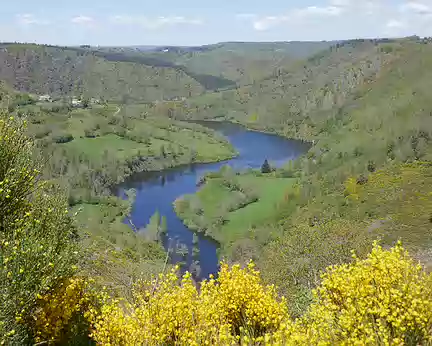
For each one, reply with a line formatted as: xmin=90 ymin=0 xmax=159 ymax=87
xmin=37 ymin=94 xmax=102 ymax=108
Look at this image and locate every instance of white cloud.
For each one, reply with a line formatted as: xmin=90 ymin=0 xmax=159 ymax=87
xmin=386 ymin=19 xmax=406 ymax=28
xmin=16 ymin=14 xmax=50 ymax=26
xmin=294 ymin=6 xmax=344 ymax=18
xmin=400 ymin=1 xmax=432 ymax=15
xmin=253 ymin=16 xmax=288 ymax=31
xmin=252 ymin=4 xmax=344 ymax=31
xmin=155 ymin=16 xmax=203 ymax=26
xmin=109 ymin=15 xmax=203 ymax=29
xmin=109 ymin=15 xmax=135 ymax=25
xmin=249 ymin=1 xmax=399 ymax=32
xmin=71 ymin=16 xmax=95 ymax=25
xmin=329 ymin=0 xmax=352 ymax=7
xmin=384 ymin=19 xmax=408 ymax=37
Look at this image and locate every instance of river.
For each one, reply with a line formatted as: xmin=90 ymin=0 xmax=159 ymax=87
xmin=117 ymin=121 xmax=310 ymax=280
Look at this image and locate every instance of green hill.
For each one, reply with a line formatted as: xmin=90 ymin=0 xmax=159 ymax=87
xmin=174 ymin=39 xmax=402 ymax=133
xmin=0 ymin=44 xmax=206 ymax=103
xmin=0 ymin=41 xmax=339 ymax=102
xmin=113 ymin=41 xmax=336 ymax=86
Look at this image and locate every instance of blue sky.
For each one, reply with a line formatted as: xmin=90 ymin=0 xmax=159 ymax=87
xmin=1 ymin=0 xmax=431 ymax=46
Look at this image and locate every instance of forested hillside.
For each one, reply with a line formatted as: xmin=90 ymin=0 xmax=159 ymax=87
xmin=172 ymin=39 xmax=400 ymax=133
xmin=0 ymin=44 xmax=206 ymax=103
xmin=125 ymin=41 xmax=335 ymax=86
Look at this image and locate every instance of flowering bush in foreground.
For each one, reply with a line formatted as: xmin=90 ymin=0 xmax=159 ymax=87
xmin=0 ymin=116 xmax=78 ymax=344
xmin=34 ymin=277 xmax=91 ymax=343
xmin=88 ymin=262 xmax=288 ymax=345
xmin=294 ymin=241 xmax=432 ymax=345
xmin=87 ymin=242 xmax=432 ymax=345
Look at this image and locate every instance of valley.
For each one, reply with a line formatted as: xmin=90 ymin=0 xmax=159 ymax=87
xmin=1 ymin=34 xmax=432 ymax=344
xmin=118 ymin=121 xmax=309 ymax=279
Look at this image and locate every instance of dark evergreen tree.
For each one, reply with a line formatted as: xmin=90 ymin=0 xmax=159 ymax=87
xmin=261 ymin=159 xmax=271 ymax=174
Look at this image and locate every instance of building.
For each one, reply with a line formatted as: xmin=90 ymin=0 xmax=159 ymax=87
xmin=38 ymin=94 xmax=52 ymax=102
xmin=71 ymin=98 xmax=83 ymax=107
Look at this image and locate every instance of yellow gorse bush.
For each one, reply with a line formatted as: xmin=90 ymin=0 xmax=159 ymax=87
xmin=0 ymin=116 xmax=79 ymax=344
xmin=293 ymin=241 xmax=432 ymax=345
xmin=34 ymin=277 xmax=90 ymax=343
xmin=86 ymin=243 xmax=432 ymax=346
xmin=88 ymin=261 xmax=289 ymax=345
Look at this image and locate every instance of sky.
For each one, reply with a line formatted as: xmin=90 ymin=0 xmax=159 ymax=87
xmin=1 ymin=0 xmax=432 ymax=46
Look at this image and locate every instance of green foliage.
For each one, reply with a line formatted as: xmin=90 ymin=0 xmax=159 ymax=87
xmin=0 ymin=44 xmax=205 ymax=103
xmin=170 ymin=40 xmax=397 ymax=135
xmin=10 ymin=102 xmax=235 ymax=201
xmin=72 ymin=197 xmax=166 ymax=299
xmin=260 ymin=219 xmax=371 ymax=317
xmin=124 ymin=41 xmax=335 ymax=87
xmin=53 ymin=132 xmax=74 ymax=144
xmin=0 ymin=116 xmax=78 ymax=344
xmin=2 ymin=87 xmax=236 ymax=303
xmin=11 ymin=93 xmax=35 ymax=107
xmin=3 ymin=37 xmax=432 ymax=342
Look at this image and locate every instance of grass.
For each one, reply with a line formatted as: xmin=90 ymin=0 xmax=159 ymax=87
xmin=175 ymin=173 xmax=295 ymax=250
xmin=64 ymin=134 xmax=146 ymax=161
xmin=224 ymin=175 xmax=294 ymax=233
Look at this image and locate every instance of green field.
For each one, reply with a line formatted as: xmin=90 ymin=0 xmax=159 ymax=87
xmin=175 ymin=172 xmax=295 ymax=252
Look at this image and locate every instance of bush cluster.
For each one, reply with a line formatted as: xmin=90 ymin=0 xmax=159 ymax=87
xmin=0 ymin=116 xmax=78 ymax=344
xmin=87 ymin=243 xmax=432 ymax=345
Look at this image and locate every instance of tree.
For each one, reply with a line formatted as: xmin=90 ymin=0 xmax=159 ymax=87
xmin=160 ymin=145 xmax=167 ymax=158
xmin=160 ymin=216 xmax=168 ymax=237
xmin=82 ymin=98 xmax=90 ymax=109
xmin=261 ymin=159 xmax=272 ymax=174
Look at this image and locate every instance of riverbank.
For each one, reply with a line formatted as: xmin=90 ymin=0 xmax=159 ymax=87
xmin=120 ymin=121 xmax=310 ymax=278
xmin=70 ymin=140 xmax=238 ymax=286
xmin=189 ymin=117 xmax=315 ymax=145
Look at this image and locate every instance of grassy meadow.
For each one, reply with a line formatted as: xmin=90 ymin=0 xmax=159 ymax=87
xmin=175 ymin=169 xmax=296 ymax=254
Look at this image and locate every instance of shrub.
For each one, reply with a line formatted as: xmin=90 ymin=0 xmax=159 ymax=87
xmin=88 ymin=262 xmax=289 ymax=345
xmin=0 ymin=116 xmax=79 ymax=344
xmin=53 ymin=133 xmax=74 ymax=144
xmin=84 ymin=129 xmax=97 ymax=138
xmin=291 ymin=242 xmax=432 ymax=345
xmin=87 ymin=243 xmax=432 ymax=345
xmin=34 ymin=277 xmax=92 ymax=344
xmin=12 ymin=93 xmax=35 ymax=107
xmin=261 ymin=159 xmax=272 ymax=174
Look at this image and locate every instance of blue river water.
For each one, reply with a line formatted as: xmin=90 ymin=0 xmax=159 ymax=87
xmin=118 ymin=121 xmax=309 ymax=280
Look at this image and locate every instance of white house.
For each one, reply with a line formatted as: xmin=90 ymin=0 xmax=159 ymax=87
xmin=71 ymin=98 xmax=82 ymax=107
xmin=38 ymin=94 xmax=51 ymax=102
